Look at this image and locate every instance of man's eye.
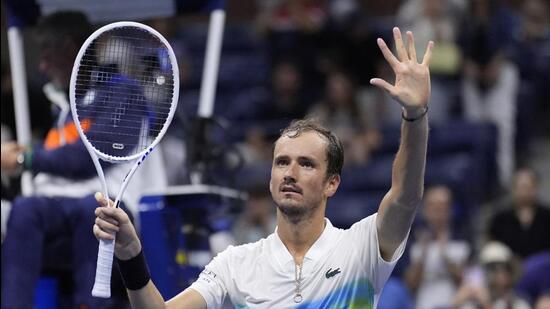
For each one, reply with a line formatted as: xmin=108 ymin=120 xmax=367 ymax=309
xmin=302 ymin=161 xmax=313 ymax=168
xmin=276 ymin=160 xmax=288 ymax=166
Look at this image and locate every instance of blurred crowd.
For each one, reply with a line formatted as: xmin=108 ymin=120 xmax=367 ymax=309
xmin=1 ymin=0 xmax=550 ymax=308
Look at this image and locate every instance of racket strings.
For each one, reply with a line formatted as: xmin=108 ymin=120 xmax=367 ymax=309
xmin=74 ymin=26 xmax=175 ymax=158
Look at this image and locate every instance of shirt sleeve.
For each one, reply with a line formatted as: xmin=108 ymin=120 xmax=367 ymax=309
xmin=348 ymin=213 xmax=409 ymax=293
xmin=189 ymin=247 xmax=233 ymax=309
xmin=31 ymin=141 xmax=100 ymax=179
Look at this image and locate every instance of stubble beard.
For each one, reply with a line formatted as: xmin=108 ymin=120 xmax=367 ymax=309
xmin=275 ymin=198 xmax=320 ymax=225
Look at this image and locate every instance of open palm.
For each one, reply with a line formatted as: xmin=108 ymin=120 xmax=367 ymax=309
xmin=370 ymin=27 xmax=433 ymax=111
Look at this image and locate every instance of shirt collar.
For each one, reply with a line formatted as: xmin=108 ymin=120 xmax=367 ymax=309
xmin=271 ymin=218 xmax=336 ymax=267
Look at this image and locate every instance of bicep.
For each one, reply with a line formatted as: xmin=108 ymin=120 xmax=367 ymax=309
xmin=167 ymin=288 xmax=207 ymax=309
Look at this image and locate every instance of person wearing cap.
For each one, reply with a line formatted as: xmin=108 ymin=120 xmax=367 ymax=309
xmin=452 ymin=241 xmax=530 ymax=309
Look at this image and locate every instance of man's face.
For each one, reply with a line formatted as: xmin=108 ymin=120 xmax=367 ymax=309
xmin=269 ymin=131 xmax=340 ymax=219
xmin=512 ymin=170 xmax=537 ymax=206
xmin=423 ymin=187 xmax=451 ymax=231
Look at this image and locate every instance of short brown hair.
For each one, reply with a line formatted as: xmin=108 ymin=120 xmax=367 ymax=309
xmin=277 ymin=118 xmax=344 ymax=179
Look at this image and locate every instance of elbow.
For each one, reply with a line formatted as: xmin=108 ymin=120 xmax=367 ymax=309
xmin=394 ymin=191 xmax=423 ymax=209
xmin=390 ymin=183 xmax=424 ymax=208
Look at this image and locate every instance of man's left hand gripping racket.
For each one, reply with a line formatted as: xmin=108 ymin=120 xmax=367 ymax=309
xmin=69 ymin=22 xmax=179 ymax=298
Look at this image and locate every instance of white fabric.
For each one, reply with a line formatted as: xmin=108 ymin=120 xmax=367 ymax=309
xmin=190 ymin=213 xmax=407 ymax=308
xmin=410 ymin=240 xmax=470 ymax=309
xmin=1 ymin=199 xmax=12 ymax=243
xmin=33 ymin=148 xmax=167 ymax=218
xmin=462 ymin=62 xmax=519 ymax=185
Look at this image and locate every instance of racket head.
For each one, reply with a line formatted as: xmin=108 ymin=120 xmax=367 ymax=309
xmin=70 ymin=21 xmax=179 ymax=163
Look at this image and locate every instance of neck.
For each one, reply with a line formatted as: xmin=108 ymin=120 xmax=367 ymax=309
xmin=515 ymin=204 xmax=536 ymax=227
xmin=276 ymin=207 xmax=326 ymax=265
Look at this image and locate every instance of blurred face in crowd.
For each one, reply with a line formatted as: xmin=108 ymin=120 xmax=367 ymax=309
xmin=512 ymin=169 xmax=538 ymax=207
xmin=485 ymin=262 xmax=515 ymax=293
xmin=326 ymin=72 xmax=354 ymax=108
xmin=38 ymin=38 xmax=78 ymax=89
xmin=423 ymin=186 xmax=452 ymax=232
xmin=522 ymin=0 xmax=548 ymax=39
xmin=273 ymin=62 xmax=301 ymax=95
xmin=270 ymin=131 xmax=339 ymax=221
xmin=423 ymin=0 xmax=445 ymax=18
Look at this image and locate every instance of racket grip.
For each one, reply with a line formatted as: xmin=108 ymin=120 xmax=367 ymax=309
xmin=92 ymin=237 xmax=115 ymax=298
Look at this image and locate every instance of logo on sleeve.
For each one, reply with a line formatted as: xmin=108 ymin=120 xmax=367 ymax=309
xmin=325 ymin=268 xmax=341 ymax=279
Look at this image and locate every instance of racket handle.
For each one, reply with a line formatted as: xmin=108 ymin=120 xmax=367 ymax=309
xmin=92 ymin=237 xmax=115 ymax=298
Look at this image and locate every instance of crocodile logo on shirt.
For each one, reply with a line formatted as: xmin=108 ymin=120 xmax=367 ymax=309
xmin=325 ymin=267 xmax=341 ymax=279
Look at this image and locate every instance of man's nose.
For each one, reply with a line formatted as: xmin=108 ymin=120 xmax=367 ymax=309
xmin=283 ymin=163 xmax=297 ymax=182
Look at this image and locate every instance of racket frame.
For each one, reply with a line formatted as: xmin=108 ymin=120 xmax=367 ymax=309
xmin=69 ymin=21 xmax=179 ymax=298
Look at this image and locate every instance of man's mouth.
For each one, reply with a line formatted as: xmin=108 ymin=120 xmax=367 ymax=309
xmin=280 ymin=185 xmax=302 ymax=195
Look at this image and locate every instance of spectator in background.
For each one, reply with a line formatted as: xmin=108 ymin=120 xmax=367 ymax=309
xmin=452 ymin=241 xmax=530 ymax=309
xmin=239 ymin=59 xmax=310 ymax=167
xmin=308 ymin=70 xmax=381 ymax=166
xmin=146 ymin=17 xmax=192 ymax=185
xmin=488 ymin=167 xmax=550 ymax=259
xmin=255 ymin=0 xmax=328 ymax=87
xmin=460 ymin=0 xmax=520 ymax=186
xmin=507 ymin=0 xmax=550 ymax=161
xmin=516 ymin=251 xmax=550 ymax=305
xmin=260 ymin=59 xmax=310 ymax=123
xmin=1 ymin=11 xmax=166 ymax=308
xmin=232 ymin=185 xmax=277 ymax=244
xmin=404 ymin=185 xmax=470 ymax=309
xmin=396 ymin=0 xmax=466 ymax=123
xmin=0 ymin=12 xmax=132 ymax=309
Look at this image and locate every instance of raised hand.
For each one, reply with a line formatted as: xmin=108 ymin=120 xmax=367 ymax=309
xmin=93 ymin=192 xmax=142 ymax=260
xmin=370 ymin=27 xmax=433 ymax=115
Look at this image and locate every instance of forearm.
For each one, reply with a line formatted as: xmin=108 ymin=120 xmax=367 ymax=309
xmin=118 ymin=250 xmax=167 ymax=309
xmin=127 ymin=281 xmax=167 ymax=309
xmin=129 ymin=285 xmax=207 ymax=309
xmin=377 ymin=111 xmax=428 ymax=257
xmin=404 ymin=262 xmax=424 ymax=293
xmin=391 ymin=109 xmax=428 ymax=206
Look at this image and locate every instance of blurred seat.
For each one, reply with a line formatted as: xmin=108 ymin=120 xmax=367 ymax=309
xmin=326 ymin=191 xmax=385 ymax=228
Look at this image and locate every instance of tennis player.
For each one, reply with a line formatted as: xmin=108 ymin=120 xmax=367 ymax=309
xmin=94 ymin=27 xmax=433 ymax=308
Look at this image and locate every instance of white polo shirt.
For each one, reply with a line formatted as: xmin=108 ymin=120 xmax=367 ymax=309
xmin=190 ymin=213 xmax=407 ymax=308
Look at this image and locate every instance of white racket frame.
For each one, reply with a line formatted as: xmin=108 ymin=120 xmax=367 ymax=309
xmin=69 ymin=21 xmax=179 ymax=298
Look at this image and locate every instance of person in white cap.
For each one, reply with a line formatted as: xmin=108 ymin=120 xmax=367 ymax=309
xmin=452 ymin=241 xmax=531 ymax=309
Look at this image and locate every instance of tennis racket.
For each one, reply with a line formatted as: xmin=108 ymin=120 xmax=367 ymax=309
xmin=69 ymin=21 xmax=179 ymax=298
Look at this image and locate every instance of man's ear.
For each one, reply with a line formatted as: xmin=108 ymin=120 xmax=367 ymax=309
xmin=325 ymin=174 xmax=340 ymax=198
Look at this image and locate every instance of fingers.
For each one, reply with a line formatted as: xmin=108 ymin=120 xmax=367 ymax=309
xmin=95 ymin=208 xmax=120 ymax=226
xmin=422 ymin=41 xmax=435 ymax=66
xmin=406 ymin=31 xmax=417 ymax=63
xmin=377 ymin=38 xmax=399 ymax=69
xmin=95 ymin=216 xmax=120 ymax=233
xmin=95 ymin=206 xmax=128 ymax=224
xmin=94 ymin=206 xmax=124 ymax=240
xmin=93 ymin=223 xmax=115 ymax=240
xmin=369 ymin=78 xmax=396 ymax=97
xmin=393 ymin=27 xmax=408 ymax=61
xmin=94 ymin=192 xmax=114 ymax=208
